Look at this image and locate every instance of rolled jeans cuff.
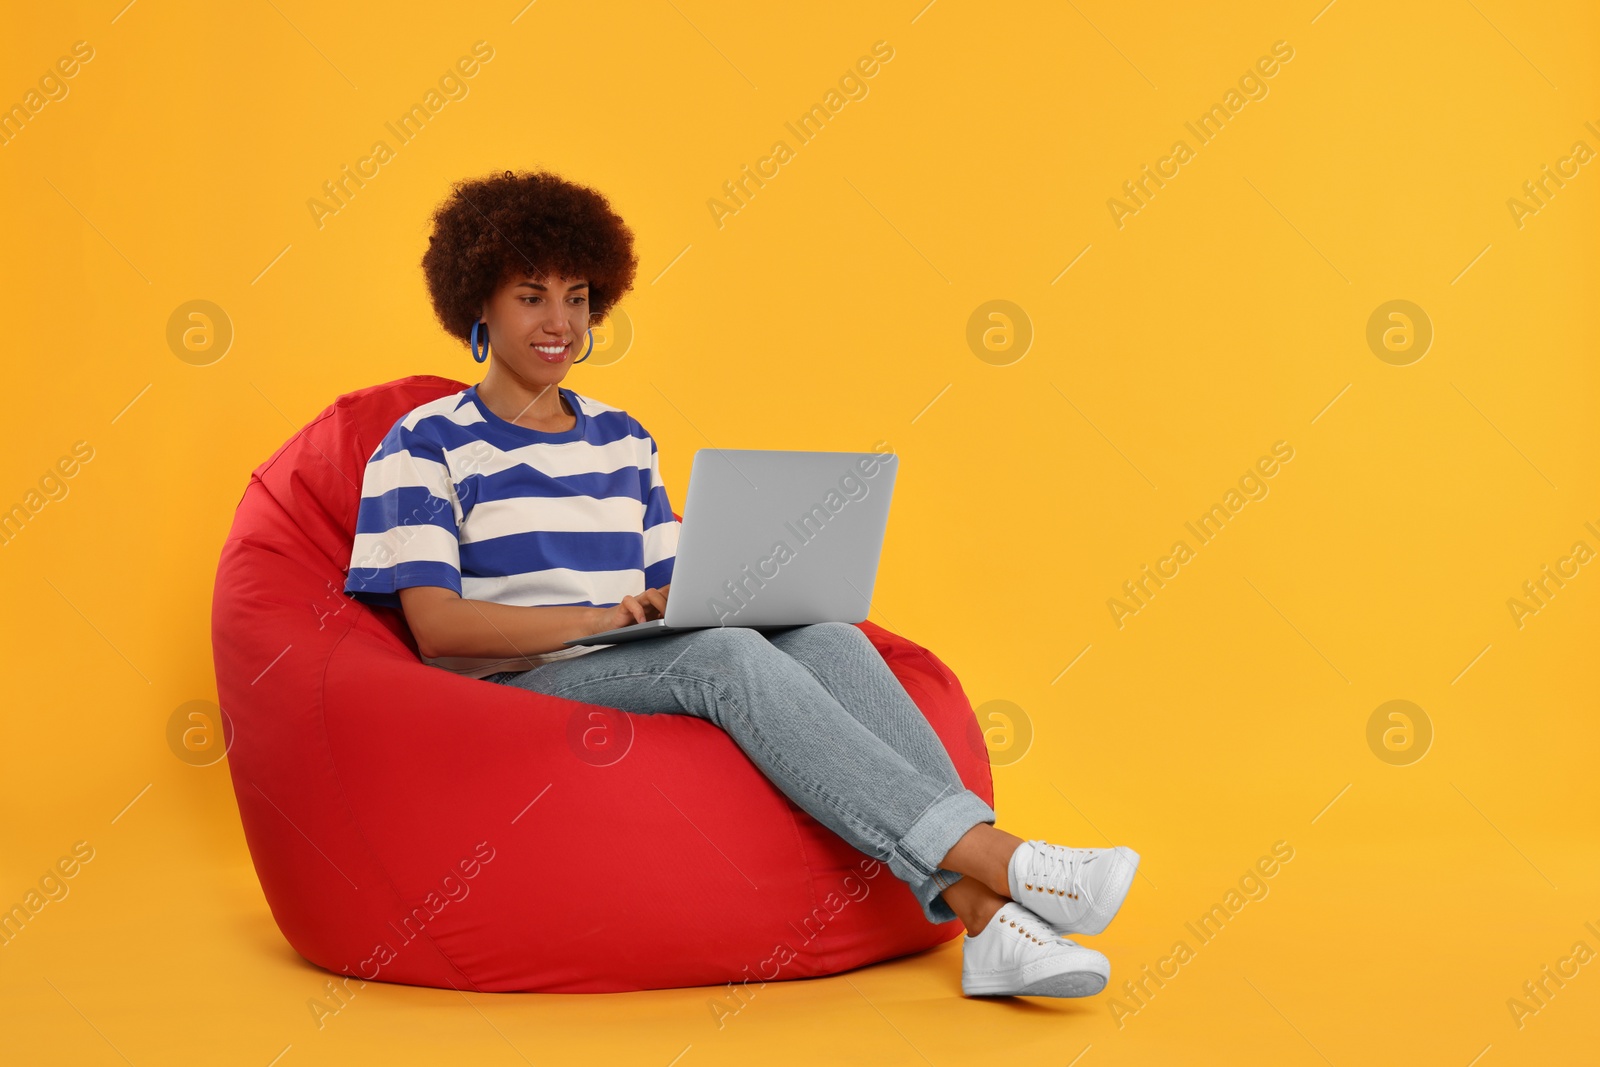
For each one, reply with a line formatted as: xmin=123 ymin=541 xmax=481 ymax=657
xmin=893 ymin=788 xmax=996 ymax=923
xmin=911 ymin=868 xmax=965 ymax=925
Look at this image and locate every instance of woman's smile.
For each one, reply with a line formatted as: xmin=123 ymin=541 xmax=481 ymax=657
xmin=532 ymin=339 xmax=570 ymax=362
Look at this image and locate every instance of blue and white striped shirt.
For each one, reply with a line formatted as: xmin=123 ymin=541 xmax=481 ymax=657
xmin=343 ymin=383 xmax=679 ymax=678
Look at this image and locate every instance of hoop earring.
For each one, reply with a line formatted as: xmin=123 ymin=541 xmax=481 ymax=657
xmin=471 ymin=321 xmax=489 ymax=363
xmin=572 ymin=328 xmax=594 ymax=364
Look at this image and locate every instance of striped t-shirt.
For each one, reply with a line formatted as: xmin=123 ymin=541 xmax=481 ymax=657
xmin=343 ymin=383 xmax=679 ymax=679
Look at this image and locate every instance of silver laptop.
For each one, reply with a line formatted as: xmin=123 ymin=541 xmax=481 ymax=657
xmin=564 ymin=447 xmax=898 ymax=646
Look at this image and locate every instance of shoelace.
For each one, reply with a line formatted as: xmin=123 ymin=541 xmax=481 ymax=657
xmin=1022 ymin=841 xmax=1095 ymax=912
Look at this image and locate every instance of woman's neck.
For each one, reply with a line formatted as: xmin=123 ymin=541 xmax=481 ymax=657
xmin=478 ymin=369 xmax=573 ymax=425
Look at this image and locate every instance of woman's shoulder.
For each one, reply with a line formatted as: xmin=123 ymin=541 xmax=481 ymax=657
xmin=567 ymin=389 xmax=653 ymax=438
xmin=565 ymin=386 xmax=621 ymax=419
xmin=372 ymin=387 xmax=481 ymax=453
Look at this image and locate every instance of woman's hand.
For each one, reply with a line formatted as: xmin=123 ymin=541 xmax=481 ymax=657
xmin=587 ymin=584 xmax=670 ymax=634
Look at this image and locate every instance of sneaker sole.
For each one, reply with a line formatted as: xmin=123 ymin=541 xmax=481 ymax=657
xmin=963 ymin=965 xmax=1109 ymax=999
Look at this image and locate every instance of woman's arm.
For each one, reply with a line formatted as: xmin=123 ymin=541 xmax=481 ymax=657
xmin=398 ymin=585 xmax=668 ymax=660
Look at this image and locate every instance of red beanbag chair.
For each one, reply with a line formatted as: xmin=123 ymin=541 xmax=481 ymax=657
xmin=210 ymin=374 xmax=994 ymax=993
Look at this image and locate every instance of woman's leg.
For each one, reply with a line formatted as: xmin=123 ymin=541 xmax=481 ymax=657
xmin=761 ymin=623 xmax=967 ymax=792
xmin=490 ymin=626 xmax=997 ymax=925
xmin=940 ymin=870 xmax=1010 ymax=935
xmin=761 ymin=622 xmax=997 ymax=925
xmin=755 ymin=620 xmax=1132 ymax=940
xmin=940 ymin=823 xmax=1029 ymax=901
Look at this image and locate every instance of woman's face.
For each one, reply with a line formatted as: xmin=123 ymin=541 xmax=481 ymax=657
xmin=480 ymin=271 xmax=591 ymax=378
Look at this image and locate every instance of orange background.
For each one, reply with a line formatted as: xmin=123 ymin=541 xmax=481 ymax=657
xmin=2 ymin=1 xmax=1596 ymax=1063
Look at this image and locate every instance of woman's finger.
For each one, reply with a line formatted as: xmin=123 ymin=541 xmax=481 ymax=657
xmin=640 ymin=588 xmax=668 ymax=617
xmin=621 ymin=595 xmax=646 ymax=623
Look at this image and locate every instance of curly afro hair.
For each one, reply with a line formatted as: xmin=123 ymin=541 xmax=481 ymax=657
xmin=421 ymin=169 xmax=639 ymax=345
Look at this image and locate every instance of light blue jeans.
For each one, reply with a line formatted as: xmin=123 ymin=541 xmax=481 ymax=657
xmin=485 ymin=621 xmax=995 ymax=924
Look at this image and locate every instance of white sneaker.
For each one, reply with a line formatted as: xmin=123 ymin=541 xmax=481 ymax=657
xmin=1007 ymin=840 xmax=1139 ymax=936
xmin=960 ymin=901 xmax=1110 ymax=998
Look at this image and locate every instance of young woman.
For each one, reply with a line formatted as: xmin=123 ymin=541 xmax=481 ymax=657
xmin=344 ymin=169 xmax=1141 ymax=999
